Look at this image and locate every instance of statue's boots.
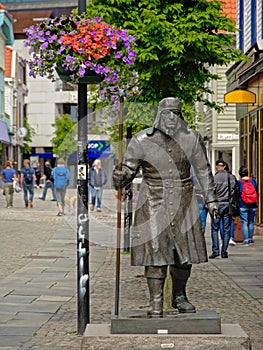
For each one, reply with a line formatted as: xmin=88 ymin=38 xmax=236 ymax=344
xmin=147 ymin=278 xmax=165 ymax=318
xmin=170 ymin=266 xmax=196 ymax=313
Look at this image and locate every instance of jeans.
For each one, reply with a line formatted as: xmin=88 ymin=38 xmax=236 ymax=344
xmin=91 ymin=186 xmax=103 ymax=209
xmin=23 ymin=183 xmax=34 ymax=206
xmin=239 ymin=207 xmax=257 ymax=242
xmin=220 ymin=217 xmax=234 ymax=240
xmin=42 ymin=181 xmax=57 ymax=200
xmin=88 ymin=184 xmax=91 ymax=203
xmin=198 ymin=203 xmax=208 ymax=229
xmin=211 ymin=204 xmax=231 ymax=256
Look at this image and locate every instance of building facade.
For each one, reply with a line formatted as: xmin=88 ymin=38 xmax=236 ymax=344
xmin=4 ymin=45 xmax=27 ymax=170
xmin=197 ymin=0 xmax=239 ymax=176
xmin=225 ymin=0 xmax=263 ymax=226
xmin=0 ymin=4 xmax=14 ymax=170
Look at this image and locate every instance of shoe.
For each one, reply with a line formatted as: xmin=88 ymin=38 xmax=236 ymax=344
xmin=221 ymin=253 xmax=228 ymax=258
xmin=29 ymin=200 xmax=33 ymax=208
xmin=229 ymin=238 xmax=236 ymax=246
xmin=51 ymin=199 xmax=57 ymax=201
xmin=209 ymin=252 xmax=219 ymax=259
xmin=97 ymin=208 xmax=102 ymax=212
xmin=25 ymin=205 xmax=28 ymax=208
xmin=242 ymin=240 xmax=249 ymax=246
xmin=90 ymin=205 xmax=94 ymax=211
xmin=173 ymin=295 xmax=196 ymax=313
xmin=39 ymin=197 xmax=45 ymax=200
xmin=6 ymin=206 xmax=11 ymax=209
xmin=57 ymin=212 xmax=63 ymax=216
xmin=248 ymin=239 xmax=254 ymax=245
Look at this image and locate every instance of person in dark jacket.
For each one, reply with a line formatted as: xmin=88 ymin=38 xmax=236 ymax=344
xmin=39 ymin=161 xmax=57 ymax=201
xmin=113 ymin=97 xmax=218 ymax=317
xmin=238 ymin=166 xmax=258 ymax=246
xmin=209 ymin=160 xmax=239 ymax=259
xmin=34 ymin=162 xmax=42 ymax=188
xmin=89 ymin=159 xmax=107 ymax=212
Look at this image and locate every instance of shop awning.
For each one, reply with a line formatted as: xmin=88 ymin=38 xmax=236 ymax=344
xmin=0 ymin=120 xmax=11 ymax=143
xmin=224 ymin=90 xmax=256 ymax=105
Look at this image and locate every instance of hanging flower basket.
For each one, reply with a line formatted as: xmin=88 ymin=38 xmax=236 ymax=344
xmin=24 ymin=13 xmax=138 ymax=91
xmin=55 ymin=64 xmax=104 ymax=84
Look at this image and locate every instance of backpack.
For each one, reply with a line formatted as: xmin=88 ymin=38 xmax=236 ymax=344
xmin=54 ymin=168 xmax=68 ymax=189
xmin=241 ymin=179 xmax=258 ymax=204
xmin=24 ymin=167 xmax=33 ymax=184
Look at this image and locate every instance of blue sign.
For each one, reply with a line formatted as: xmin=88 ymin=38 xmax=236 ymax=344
xmin=88 ymin=140 xmax=110 ymax=154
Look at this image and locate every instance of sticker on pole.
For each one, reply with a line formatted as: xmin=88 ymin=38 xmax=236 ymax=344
xmin=78 ymin=165 xmax=86 ymax=180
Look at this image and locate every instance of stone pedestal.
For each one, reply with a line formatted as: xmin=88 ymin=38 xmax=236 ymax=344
xmin=82 ymin=323 xmax=251 ymax=350
xmin=111 ymin=310 xmax=221 ymax=334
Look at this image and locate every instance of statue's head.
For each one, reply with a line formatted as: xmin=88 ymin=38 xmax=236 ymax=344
xmin=153 ymin=97 xmax=184 ymax=136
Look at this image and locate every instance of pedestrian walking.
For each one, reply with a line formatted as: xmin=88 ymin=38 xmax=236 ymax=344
xmin=220 ymin=162 xmax=236 ymax=246
xmin=113 ymin=97 xmax=218 ymax=317
xmin=238 ymin=165 xmax=258 ymax=246
xmin=20 ymin=159 xmax=36 ymax=208
xmin=39 ymin=161 xmax=57 ymax=201
xmin=1 ymin=161 xmax=17 ymax=208
xmin=52 ymin=158 xmax=70 ymax=216
xmin=34 ymin=162 xmax=42 ymax=188
xmin=89 ymin=159 xmax=107 ymax=212
xmin=209 ymin=160 xmax=239 ymax=259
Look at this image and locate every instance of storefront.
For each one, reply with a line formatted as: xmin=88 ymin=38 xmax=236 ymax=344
xmin=239 ymin=107 xmax=263 ymax=226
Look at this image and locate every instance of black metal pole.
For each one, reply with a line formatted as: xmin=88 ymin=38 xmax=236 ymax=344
xmin=115 ymin=94 xmax=124 ymax=316
xmin=123 ymin=126 xmax=133 ymax=252
xmin=77 ymin=0 xmax=89 ymax=335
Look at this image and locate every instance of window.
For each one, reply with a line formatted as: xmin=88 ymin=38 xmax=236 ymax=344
xmin=251 ymin=0 xmax=257 ymax=45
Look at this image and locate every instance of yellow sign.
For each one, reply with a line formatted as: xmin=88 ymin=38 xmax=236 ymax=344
xmin=224 ymin=90 xmax=256 ymax=104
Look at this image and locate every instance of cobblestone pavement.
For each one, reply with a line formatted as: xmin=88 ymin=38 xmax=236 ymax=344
xmin=0 ymin=188 xmax=262 ymax=349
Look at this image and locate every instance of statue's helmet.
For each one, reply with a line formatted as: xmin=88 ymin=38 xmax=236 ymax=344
xmin=158 ymin=97 xmax=182 ymax=113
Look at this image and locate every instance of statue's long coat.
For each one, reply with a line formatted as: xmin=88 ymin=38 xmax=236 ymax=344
xmin=118 ymin=127 xmax=217 ymax=267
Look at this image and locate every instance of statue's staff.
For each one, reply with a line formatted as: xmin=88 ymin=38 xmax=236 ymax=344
xmin=115 ymin=89 xmax=125 ymax=316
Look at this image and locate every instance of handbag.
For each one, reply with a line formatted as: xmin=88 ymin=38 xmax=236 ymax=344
xmin=14 ymin=182 xmax=22 ymax=193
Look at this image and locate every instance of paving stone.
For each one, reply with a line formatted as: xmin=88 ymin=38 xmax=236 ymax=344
xmin=0 ymin=190 xmax=262 ymax=349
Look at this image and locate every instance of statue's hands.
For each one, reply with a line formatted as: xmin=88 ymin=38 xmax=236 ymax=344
xmin=112 ymin=169 xmax=125 ymax=189
xmin=207 ymin=202 xmax=219 ymax=220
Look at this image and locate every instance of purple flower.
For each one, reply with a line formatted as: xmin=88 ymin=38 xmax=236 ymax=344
xmin=40 ymin=42 xmax=49 ymax=50
xmin=115 ymin=52 xmax=122 ymax=59
xmin=49 ymin=34 xmax=57 ymax=43
xmin=103 ymin=66 xmax=110 ymax=74
xmin=66 ymin=55 xmax=74 ymax=63
xmin=79 ymin=66 xmax=86 ymax=77
xmin=105 ymin=75 xmax=112 ymax=83
xmin=57 ymin=46 xmax=65 ymax=54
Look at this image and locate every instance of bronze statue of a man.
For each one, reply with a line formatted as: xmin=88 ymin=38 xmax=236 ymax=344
xmin=113 ymin=98 xmax=218 ymax=317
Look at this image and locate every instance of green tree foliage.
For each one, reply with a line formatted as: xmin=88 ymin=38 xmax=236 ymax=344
xmin=51 ymin=114 xmax=77 ymax=159
xmin=85 ymin=0 xmax=245 ymax=112
xmin=23 ymin=116 xmax=35 ymax=154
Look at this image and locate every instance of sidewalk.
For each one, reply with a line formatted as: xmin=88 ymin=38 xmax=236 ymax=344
xmin=0 ymin=188 xmax=262 ymax=349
